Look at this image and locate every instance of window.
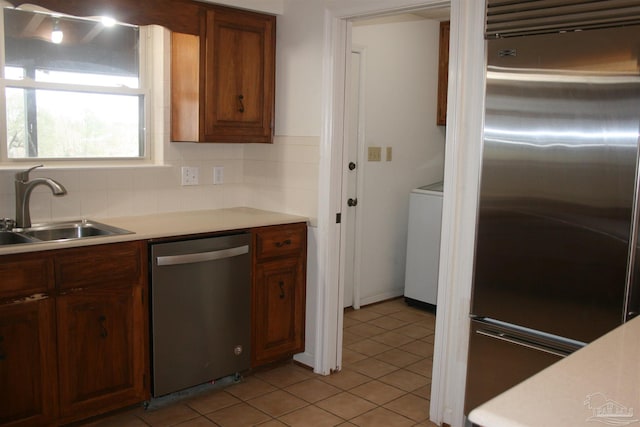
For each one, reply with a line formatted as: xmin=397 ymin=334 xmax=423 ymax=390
xmin=1 ymin=7 xmax=147 ymax=160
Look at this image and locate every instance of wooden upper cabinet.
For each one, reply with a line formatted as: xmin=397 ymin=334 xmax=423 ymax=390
xmin=172 ymin=6 xmax=276 ymax=143
xmin=437 ymin=20 xmax=450 ymax=126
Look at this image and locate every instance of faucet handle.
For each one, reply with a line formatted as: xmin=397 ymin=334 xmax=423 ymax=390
xmin=15 ymin=164 xmax=44 ymax=182
xmin=0 ymin=218 xmax=15 ymax=231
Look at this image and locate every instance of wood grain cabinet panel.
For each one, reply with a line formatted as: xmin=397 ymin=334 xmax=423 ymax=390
xmin=171 ymin=32 xmax=200 ymax=142
xmin=57 ymin=284 xmax=147 ymax=420
xmin=0 ymin=299 xmax=56 ymax=427
xmin=254 ymin=223 xmax=306 ymax=260
xmin=0 ymin=254 xmax=53 ymax=301
xmin=437 ymin=20 xmax=450 ymax=126
xmin=0 ymin=240 xmax=149 ymax=426
xmin=172 ymin=5 xmax=275 ymax=143
xmin=54 ymin=241 xmax=144 ymax=291
xmin=252 ymin=223 xmax=306 ymax=367
xmin=253 ymin=257 xmax=305 ymax=364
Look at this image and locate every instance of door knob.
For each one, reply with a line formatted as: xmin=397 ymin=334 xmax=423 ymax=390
xmin=347 ymin=198 xmax=358 ymax=207
xmin=348 ymin=162 xmax=356 ymax=170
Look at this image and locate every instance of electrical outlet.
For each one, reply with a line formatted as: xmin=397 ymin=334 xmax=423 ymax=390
xmin=181 ymin=166 xmax=199 ymax=186
xmin=213 ymin=166 xmax=224 ymax=185
xmin=368 ymin=146 xmax=382 ymax=162
xmin=386 ymin=147 xmax=393 ymax=161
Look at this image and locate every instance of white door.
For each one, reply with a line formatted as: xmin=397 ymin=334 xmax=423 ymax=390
xmin=343 ymin=50 xmax=363 ymax=308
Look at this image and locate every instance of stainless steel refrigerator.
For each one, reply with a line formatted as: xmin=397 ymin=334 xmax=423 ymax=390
xmin=465 ymin=22 xmax=640 ymax=414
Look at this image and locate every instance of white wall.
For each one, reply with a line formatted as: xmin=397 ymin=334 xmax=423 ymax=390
xmin=242 ymin=0 xmax=326 ymax=220
xmin=351 ymin=17 xmax=446 ymax=305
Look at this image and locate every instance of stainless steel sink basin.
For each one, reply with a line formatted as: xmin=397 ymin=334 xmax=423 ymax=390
xmin=19 ymin=220 xmax=133 ymax=242
xmin=0 ymin=231 xmax=37 ymax=245
xmin=0 ymin=220 xmax=134 ymax=246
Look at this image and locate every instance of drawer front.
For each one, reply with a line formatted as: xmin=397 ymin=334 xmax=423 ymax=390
xmin=254 ymin=223 xmax=306 ymax=261
xmin=0 ymin=254 xmax=53 ymax=301
xmin=55 ymin=241 xmax=144 ymax=291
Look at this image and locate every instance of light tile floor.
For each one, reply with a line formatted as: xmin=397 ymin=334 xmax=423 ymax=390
xmin=84 ymin=298 xmax=438 ymax=427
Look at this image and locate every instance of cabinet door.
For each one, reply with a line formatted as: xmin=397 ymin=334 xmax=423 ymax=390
xmin=203 ymin=8 xmax=275 ymax=143
xmin=56 ymin=284 xmax=147 ymax=421
xmin=436 ymin=20 xmax=450 ymax=126
xmin=0 ymin=299 xmax=56 ymax=427
xmin=253 ymin=256 xmax=305 ymax=366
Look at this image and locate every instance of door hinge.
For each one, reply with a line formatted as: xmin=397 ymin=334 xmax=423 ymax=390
xmin=336 ymin=213 xmax=341 ymax=224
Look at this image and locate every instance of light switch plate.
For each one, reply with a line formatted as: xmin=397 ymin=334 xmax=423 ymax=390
xmin=368 ymin=146 xmax=381 ymax=162
xmin=181 ymin=166 xmax=199 ymax=186
xmin=213 ymin=166 xmax=224 ymax=185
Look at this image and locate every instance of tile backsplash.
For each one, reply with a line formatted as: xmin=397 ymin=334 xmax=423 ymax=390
xmin=0 ymin=135 xmax=319 ymax=223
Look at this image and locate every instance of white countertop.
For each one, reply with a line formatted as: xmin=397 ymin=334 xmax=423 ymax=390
xmin=0 ymin=207 xmax=308 ymax=255
xmin=468 ymin=316 xmax=640 ymax=427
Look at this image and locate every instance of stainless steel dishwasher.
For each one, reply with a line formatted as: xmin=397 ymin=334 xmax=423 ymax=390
xmin=150 ymin=232 xmax=251 ymax=397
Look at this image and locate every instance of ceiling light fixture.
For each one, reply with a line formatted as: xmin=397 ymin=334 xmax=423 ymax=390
xmin=101 ymin=16 xmax=116 ymax=27
xmin=51 ymin=18 xmax=63 ymax=44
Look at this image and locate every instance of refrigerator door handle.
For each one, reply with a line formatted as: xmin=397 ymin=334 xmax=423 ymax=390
xmin=476 ymin=329 xmax=571 ymax=358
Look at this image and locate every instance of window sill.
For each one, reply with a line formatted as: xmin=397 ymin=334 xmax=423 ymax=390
xmin=0 ymin=162 xmax=172 ymax=171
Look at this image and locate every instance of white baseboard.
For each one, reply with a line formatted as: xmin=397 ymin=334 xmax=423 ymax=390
xmin=359 ymin=289 xmax=404 ymax=307
xmin=293 ymin=352 xmax=318 ymax=372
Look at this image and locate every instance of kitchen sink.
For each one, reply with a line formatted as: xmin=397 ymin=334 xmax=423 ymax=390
xmin=20 ymin=220 xmax=133 ymax=242
xmin=0 ymin=231 xmax=37 ymax=245
xmin=0 ymin=220 xmax=134 ymax=246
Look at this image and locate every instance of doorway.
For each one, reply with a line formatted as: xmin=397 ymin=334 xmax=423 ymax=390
xmin=319 ymin=1 xmax=485 ymax=425
xmin=341 ymin=12 xmax=448 ymax=311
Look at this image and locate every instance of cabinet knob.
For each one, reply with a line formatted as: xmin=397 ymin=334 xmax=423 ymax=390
xmin=278 ymin=281 xmax=285 ymax=299
xmin=238 ymin=94 xmax=245 ymax=113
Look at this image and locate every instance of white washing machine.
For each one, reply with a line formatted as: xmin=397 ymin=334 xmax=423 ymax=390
xmin=404 ymin=181 xmax=443 ymax=309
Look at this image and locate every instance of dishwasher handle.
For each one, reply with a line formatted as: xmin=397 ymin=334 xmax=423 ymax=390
xmin=156 ymin=245 xmax=249 ymax=266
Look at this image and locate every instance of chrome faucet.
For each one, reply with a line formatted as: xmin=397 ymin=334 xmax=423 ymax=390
xmin=15 ymin=165 xmax=67 ymax=229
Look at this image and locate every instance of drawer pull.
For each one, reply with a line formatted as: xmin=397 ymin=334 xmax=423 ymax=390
xmin=99 ymin=315 xmax=108 ymax=338
xmin=279 ymin=281 xmax=285 ymax=299
xmin=275 ymin=239 xmax=292 ymax=248
xmin=238 ymin=94 xmax=245 ymax=113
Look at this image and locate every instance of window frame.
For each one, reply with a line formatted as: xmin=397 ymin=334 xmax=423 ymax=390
xmin=0 ymin=5 xmax=153 ymax=164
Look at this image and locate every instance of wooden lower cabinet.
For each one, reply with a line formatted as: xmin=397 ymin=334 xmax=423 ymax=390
xmin=0 ymin=240 xmax=148 ymax=426
xmin=0 ymin=298 xmax=56 ymax=427
xmin=57 ymin=284 xmax=147 ymax=421
xmin=252 ymin=223 xmax=306 ymax=367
